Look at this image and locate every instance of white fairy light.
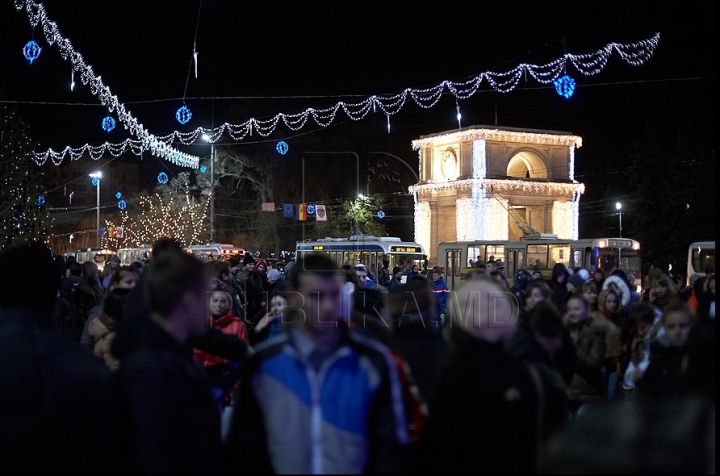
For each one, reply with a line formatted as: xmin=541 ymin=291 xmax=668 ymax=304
xmin=15 ymin=0 xmax=657 ymax=164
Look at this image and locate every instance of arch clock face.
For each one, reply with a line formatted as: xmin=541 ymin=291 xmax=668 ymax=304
xmin=442 ymin=151 xmax=457 ymax=179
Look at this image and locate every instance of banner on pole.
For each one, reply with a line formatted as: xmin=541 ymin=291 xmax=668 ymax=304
xmin=315 ymin=204 xmax=327 ymax=221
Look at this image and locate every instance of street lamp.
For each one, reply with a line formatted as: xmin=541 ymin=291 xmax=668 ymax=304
xmin=89 ymin=171 xmax=102 ymax=248
xmin=615 ymin=201 xmax=622 ymax=237
xmin=202 ymin=134 xmax=215 ymax=243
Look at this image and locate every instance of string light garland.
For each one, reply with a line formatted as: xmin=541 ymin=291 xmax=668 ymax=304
xmin=157 ymin=172 xmax=169 ymax=185
xmin=23 ymin=40 xmax=41 ymax=63
xmin=377 ymin=210 xmax=385 ymax=219
xmin=101 ymin=116 xmax=116 ymax=132
xmin=118 ymin=199 xmax=127 ymax=210
xmin=36 ymin=195 xmax=45 ymax=206
xmin=15 ymin=1 xmax=658 ymax=165
xmin=142 ymin=33 xmax=659 ymax=147
xmin=14 ymin=0 xmax=200 ymax=168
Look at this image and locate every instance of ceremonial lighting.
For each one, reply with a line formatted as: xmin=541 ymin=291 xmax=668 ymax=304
xmin=89 ymin=171 xmax=102 ymax=248
xmin=616 ymin=201 xmax=623 ymax=237
xmin=102 ymin=116 xmax=116 ymax=132
xmin=554 ymin=74 xmax=576 ymax=98
xmin=158 ymin=172 xmax=169 ymax=185
xmin=176 ymin=105 xmax=192 ymax=125
xmin=276 ymin=141 xmax=289 ymax=155
xmin=23 ymin=40 xmax=41 ymax=63
xmin=15 ymin=1 xmax=658 ymax=166
xmin=15 ymin=1 xmax=199 ymax=168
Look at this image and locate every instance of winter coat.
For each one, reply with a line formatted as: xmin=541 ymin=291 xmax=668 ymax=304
xmin=75 ymin=278 xmax=104 ymax=324
xmin=566 ymin=316 xmax=611 ymax=404
xmin=388 ymin=312 xmax=448 ymax=404
xmin=51 ymin=277 xmax=81 ymax=341
xmin=0 ymin=307 xmax=122 ymax=474
xmin=550 ymin=263 xmax=570 ymax=314
xmin=194 ymin=310 xmax=249 ymax=367
xmin=223 ymin=323 xmax=411 ymax=474
xmin=507 ymin=327 xmax=569 ymax=438
xmin=418 ymin=330 xmax=540 ymax=474
xmin=112 ymin=316 xmax=222 ymax=474
xmin=638 ymin=340 xmax=691 ymax=400
xmin=431 ymin=276 xmax=450 ymax=322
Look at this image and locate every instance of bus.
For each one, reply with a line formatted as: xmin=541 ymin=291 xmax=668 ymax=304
xmin=437 ymin=235 xmax=642 ymax=291
xmin=64 ymin=248 xmax=118 ymax=272
xmin=295 ymin=235 xmax=427 ymax=279
xmin=117 ymin=244 xmax=153 ymax=265
xmin=687 ymin=241 xmax=715 ymax=284
xmin=184 ymin=244 xmax=246 ymax=263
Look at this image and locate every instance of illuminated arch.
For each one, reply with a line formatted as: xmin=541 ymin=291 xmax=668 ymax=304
xmin=506 ymin=150 xmax=548 ymax=178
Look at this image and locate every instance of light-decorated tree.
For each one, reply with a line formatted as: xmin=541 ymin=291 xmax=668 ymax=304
xmin=103 ymin=172 xmax=209 ymax=248
xmin=0 ymin=107 xmax=51 ymax=248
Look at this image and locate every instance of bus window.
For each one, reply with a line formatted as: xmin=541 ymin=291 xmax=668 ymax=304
xmin=486 ymin=245 xmax=504 ymax=265
xmin=527 ymin=244 xmax=548 ymax=270
xmin=468 ymin=245 xmax=483 ymax=267
xmin=549 ymin=244 xmax=571 ymax=269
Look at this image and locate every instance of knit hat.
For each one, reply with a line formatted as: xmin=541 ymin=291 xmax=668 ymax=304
xmin=392 ymin=266 xmax=402 ymax=276
xmin=110 ymin=255 xmax=121 ymax=263
xmin=103 ymin=288 xmax=130 ymax=322
xmin=577 ymin=269 xmax=590 ymax=281
xmin=228 ymin=257 xmax=240 ymax=268
xmin=267 ymin=268 xmax=280 ymax=282
xmin=568 ymin=274 xmax=585 ymax=289
xmin=243 ymin=253 xmax=255 ymax=265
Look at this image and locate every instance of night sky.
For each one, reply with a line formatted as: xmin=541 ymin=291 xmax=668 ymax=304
xmin=1 ymin=1 xmax=715 ymax=239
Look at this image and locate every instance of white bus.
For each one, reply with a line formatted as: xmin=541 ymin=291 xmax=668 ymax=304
xmin=295 ymin=235 xmax=427 ymax=279
xmin=438 ymin=235 xmax=642 ymax=291
xmin=184 ymin=244 xmax=246 ymax=263
xmin=686 ymin=241 xmax=715 ymax=284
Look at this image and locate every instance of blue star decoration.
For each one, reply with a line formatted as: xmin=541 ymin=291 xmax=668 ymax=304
xmin=158 ymin=172 xmax=169 ymax=184
xmin=102 ymin=116 xmax=116 ymax=132
xmin=176 ymin=105 xmax=192 ymax=124
xmin=36 ymin=195 xmax=46 ymax=206
xmin=276 ymin=141 xmax=289 ymax=155
xmin=118 ymin=199 xmax=127 ymax=210
xmin=116 ymin=192 xmax=122 ymax=199
xmin=377 ymin=210 xmax=385 ymax=219
xmin=23 ymin=40 xmax=42 ymax=64
xmin=553 ymin=74 xmax=576 ymax=99
xmin=92 ymin=177 xmax=99 ymax=187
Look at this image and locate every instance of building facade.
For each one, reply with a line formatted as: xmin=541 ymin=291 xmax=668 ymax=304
xmin=409 ymin=125 xmax=585 ymax=266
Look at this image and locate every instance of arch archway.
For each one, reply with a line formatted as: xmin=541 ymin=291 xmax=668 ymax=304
xmin=506 ymin=150 xmax=548 ymax=178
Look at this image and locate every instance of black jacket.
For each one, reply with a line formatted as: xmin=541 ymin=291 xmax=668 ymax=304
xmin=112 ymin=317 xmax=222 ymax=474
xmin=0 ymin=307 xmax=121 ymax=473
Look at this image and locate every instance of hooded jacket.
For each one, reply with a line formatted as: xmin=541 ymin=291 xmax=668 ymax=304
xmin=550 ymin=263 xmax=570 ymax=313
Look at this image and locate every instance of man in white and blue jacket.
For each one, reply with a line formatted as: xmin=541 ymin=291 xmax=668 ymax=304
xmin=223 ymin=254 xmax=410 ymax=474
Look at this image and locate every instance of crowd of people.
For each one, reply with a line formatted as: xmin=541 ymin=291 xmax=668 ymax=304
xmin=0 ymin=239 xmax=715 ymax=474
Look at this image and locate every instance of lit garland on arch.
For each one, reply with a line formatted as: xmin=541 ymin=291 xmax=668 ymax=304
xmin=14 ymin=0 xmax=658 ymax=154
xmin=409 ymin=178 xmax=585 ymax=196
xmin=14 ymin=0 xmax=199 ymax=168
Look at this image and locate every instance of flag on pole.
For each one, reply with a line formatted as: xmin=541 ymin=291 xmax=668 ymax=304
xmin=262 ymin=202 xmax=275 ymax=212
xmin=98 ymin=226 xmax=107 ymax=237
xmin=296 ymin=204 xmax=307 ymax=221
xmin=282 ymin=203 xmax=294 ymax=218
xmin=315 ymin=204 xmax=327 ymax=221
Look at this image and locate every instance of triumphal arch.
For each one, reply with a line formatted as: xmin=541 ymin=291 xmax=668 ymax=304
xmin=409 ymin=125 xmax=585 ymax=266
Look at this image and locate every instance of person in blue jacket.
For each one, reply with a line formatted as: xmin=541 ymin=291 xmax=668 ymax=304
xmin=431 ymin=266 xmax=450 ymax=327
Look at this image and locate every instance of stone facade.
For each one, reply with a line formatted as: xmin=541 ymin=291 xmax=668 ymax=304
xmin=409 ymin=125 xmax=585 ymax=266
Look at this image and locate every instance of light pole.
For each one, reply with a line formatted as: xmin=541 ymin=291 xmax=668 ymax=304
xmin=89 ymin=171 xmax=102 ymax=248
xmin=202 ymin=134 xmax=215 ymax=243
xmin=615 ymin=201 xmax=622 ymax=237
